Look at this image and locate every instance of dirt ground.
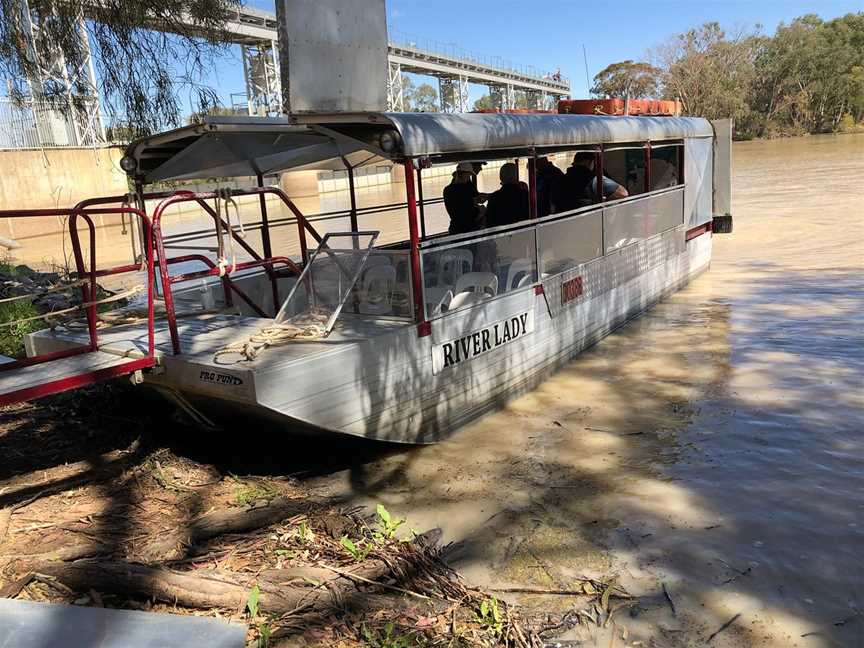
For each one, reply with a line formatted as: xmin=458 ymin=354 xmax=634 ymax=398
xmin=0 ymin=385 xmax=635 ymax=647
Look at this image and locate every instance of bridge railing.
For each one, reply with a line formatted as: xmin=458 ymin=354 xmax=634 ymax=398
xmin=388 ymin=30 xmax=569 ymax=87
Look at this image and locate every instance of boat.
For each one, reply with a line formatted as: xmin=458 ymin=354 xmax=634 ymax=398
xmin=0 ymin=111 xmax=732 ymax=444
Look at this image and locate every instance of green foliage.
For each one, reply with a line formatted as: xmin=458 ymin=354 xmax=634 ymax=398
xmin=0 ymin=0 xmax=242 ymax=140
xmin=473 ymin=94 xmax=495 ymax=111
xmin=476 ymin=597 xmax=503 ymax=637
xmin=410 ymin=84 xmax=439 ymax=112
xmin=644 ymin=12 xmax=864 ymax=137
xmin=340 ymin=535 xmax=372 ymax=561
xmin=591 ymin=60 xmax=661 ymax=99
xmin=0 ymin=299 xmax=41 ymax=358
xmin=256 ymin=622 xmax=271 ymax=648
xmin=246 ymin=583 xmax=260 ymax=619
xmin=373 ymin=504 xmax=406 ymax=543
xmin=361 ymin=622 xmax=418 ymax=648
xmin=232 ymin=478 xmax=277 ymax=506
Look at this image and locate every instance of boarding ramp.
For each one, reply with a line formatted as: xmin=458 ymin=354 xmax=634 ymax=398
xmin=0 ymin=205 xmax=157 ymax=407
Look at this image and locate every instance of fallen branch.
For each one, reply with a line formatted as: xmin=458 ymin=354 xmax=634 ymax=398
xmin=36 ymin=549 xmax=430 ymax=616
xmin=140 ymin=495 xmax=329 ymax=562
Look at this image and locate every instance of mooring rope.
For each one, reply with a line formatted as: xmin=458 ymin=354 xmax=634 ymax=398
xmin=213 ymin=310 xmax=329 ymax=364
xmin=0 ymin=278 xmax=88 ymax=305
xmin=0 ymin=284 xmax=145 ymax=329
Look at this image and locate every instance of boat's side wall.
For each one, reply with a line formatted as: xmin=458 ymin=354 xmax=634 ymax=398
xmin=251 ymin=224 xmax=711 ymax=443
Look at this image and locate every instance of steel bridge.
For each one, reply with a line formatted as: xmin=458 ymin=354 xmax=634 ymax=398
xmin=5 ymin=3 xmax=570 ymax=148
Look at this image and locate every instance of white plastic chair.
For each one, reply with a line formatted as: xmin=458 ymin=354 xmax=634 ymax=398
xmin=505 ymin=259 xmax=534 ymax=292
xmin=359 ymin=264 xmax=396 ymax=315
xmin=436 ymin=249 xmax=473 ymax=286
xmin=427 ymin=289 xmax=453 ymax=317
xmin=454 ymin=272 xmax=498 ymax=297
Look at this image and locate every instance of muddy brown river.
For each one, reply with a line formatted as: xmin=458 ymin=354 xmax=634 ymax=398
xmin=304 ymin=135 xmax=863 ymax=647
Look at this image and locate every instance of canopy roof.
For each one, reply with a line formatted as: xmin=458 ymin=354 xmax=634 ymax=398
xmin=124 ymin=113 xmax=714 ymax=184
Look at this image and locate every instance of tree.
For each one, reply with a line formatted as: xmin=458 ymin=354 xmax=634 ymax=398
xmin=0 ymin=0 xmax=243 ymax=141
xmin=590 ymin=60 xmax=660 ymax=99
xmin=473 ymin=94 xmax=495 ymax=111
xmin=409 ymin=83 xmax=438 ymax=112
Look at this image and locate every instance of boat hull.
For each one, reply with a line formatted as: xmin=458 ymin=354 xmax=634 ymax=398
xmin=151 ymin=224 xmax=711 ymax=443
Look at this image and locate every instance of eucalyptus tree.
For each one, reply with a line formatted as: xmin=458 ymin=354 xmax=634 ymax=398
xmin=0 ymin=0 xmax=243 ymax=139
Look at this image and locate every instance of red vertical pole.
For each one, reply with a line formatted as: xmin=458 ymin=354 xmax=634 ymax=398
xmin=152 ymin=205 xmax=181 ymax=355
xmin=528 ymin=152 xmax=538 ymax=220
xmin=403 ymin=160 xmax=428 ymax=336
xmin=256 ymin=173 xmax=279 ymax=315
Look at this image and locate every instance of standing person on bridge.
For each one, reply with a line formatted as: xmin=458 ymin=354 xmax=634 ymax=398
xmin=443 ymin=162 xmax=488 ymax=235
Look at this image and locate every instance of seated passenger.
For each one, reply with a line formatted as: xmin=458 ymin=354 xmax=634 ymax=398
xmin=485 ymin=163 xmax=530 ymax=228
xmin=536 ymin=157 xmax=564 ymax=217
xmin=554 ymin=152 xmax=628 ymax=212
xmin=443 ymin=162 xmax=487 ymax=235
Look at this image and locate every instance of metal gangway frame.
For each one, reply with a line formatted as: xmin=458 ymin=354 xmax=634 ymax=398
xmin=0 ymin=185 xmax=325 ymax=405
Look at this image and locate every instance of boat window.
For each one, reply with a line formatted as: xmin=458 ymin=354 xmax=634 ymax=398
xmin=649 ymin=142 xmax=684 ymax=191
xmin=420 ymin=226 xmax=537 ymax=318
xmin=603 ymin=186 xmax=684 ymax=252
xmin=602 ymin=142 xmax=647 ymax=197
xmin=537 ymin=209 xmax=603 ymax=277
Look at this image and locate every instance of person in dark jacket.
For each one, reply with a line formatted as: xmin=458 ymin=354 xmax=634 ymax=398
xmin=554 ymin=152 xmax=628 ymax=213
xmin=485 ymin=163 xmax=530 ymax=228
xmin=536 ymin=156 xmax=564 ymax=216
xmin=443 ymin=162 xmax=487 ymax=234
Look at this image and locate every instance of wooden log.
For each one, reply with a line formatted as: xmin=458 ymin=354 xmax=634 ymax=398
xmin=37 ymin=555 xmax=405 ymax=615
xmin=138 ymin=495 xmax=329 ymax=563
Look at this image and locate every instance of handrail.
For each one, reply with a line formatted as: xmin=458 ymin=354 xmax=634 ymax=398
xmin=0 ymin=205 xmax=155 ymax=368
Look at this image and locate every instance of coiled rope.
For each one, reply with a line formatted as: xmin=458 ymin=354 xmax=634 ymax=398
xmin=213 ymin=310 xmax=329 ymax=364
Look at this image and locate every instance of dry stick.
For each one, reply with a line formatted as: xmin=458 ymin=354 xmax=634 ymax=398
xmin=490 ymin=586 xmax=590 ymax=596
xmin=317 ymin=563 xmax=430 ymax=600
xmin=707 ymin=613 xmax=741 ymax=643
xmin=662 ymin=582 xmax=677 ymax=617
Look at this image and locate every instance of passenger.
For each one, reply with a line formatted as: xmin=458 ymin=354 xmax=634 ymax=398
xmin=443 ymin=161 xmax=487 ymax=235
xmin=554 ymin=152 xmax=628 ymax=212
xmin=485 ymin=163 xmax=530 ymax=228
xmin=535 ymin=157 xmax=564 ymax=217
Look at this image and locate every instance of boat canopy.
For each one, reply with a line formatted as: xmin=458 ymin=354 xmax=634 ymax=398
xmin=123 ymin=113 xmax=714 ymax=184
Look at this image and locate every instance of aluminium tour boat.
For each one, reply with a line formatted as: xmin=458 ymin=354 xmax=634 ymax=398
xmin=1 ymin=111 xmax=732 ymax=443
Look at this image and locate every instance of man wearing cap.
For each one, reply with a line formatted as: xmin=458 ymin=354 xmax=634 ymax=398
xmin=484 ymin=163 xmax=530 ymax=228
xmin=443 ymin=162 xmax=488 ymax=235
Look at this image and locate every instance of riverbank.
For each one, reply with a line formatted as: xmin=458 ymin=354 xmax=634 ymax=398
xmin=0 ymin=385 xmax=636 ymax=647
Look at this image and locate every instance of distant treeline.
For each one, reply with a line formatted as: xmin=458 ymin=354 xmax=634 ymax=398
xmin=591 ymin=13 xmax=864 ymax=139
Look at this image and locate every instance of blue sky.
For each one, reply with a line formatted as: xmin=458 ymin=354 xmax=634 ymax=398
xmin=199 ymin=0 xmax=863 ymax=112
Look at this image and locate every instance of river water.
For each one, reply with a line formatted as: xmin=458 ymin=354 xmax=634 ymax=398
xmin=307 ymin=135 xmax=864 ymax=647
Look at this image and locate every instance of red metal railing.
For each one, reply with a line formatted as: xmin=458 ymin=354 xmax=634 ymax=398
xmin=0 ymin=205 xmax=156 ymax=374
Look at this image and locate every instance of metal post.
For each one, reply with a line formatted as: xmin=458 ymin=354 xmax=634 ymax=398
xmin=644 ymin=142 xmax=651 ymax=194
xmin=417 ymin=166 xmax=427 ymax=240
xmin=257 ymin=172 xmax=278 ymax=315
xmin=256 ymin=173 xmax=273 ymax=258
xmin=528 ymin=153 xmax=537 ymax=220
xmin=346 ymin=165 xmax=359 ymax=232
xmin=403 ymin=161 xmax=427 ymax=333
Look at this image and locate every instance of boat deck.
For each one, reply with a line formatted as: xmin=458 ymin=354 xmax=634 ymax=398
xmin=28 ymin=312 xmax=411 ymax=368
